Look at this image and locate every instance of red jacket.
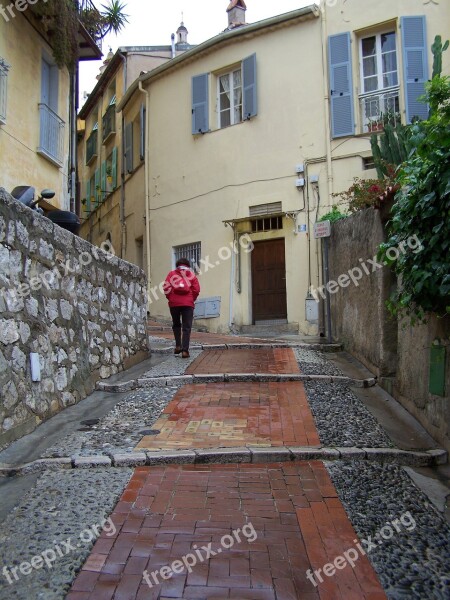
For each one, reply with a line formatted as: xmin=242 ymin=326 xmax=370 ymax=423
xmin=163 ymin=267 xmax=200 ymax=308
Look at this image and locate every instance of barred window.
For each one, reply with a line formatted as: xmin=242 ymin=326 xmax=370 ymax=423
xmin=173 ymin=242 xmax=201 ymax=272
xmin=0 ymin=58 xmax=11 ymax=124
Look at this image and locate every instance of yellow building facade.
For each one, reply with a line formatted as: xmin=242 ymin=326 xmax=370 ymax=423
xmin=85 ymin=0 xmax=449 ymax=335
xmin=0 ymin=2 xmax=101 ymax=210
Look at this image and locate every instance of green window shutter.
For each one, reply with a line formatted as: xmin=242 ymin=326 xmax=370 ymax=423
xmin=242 ymin=54 xmax=257 ymax=119
xmin=192 ymin=73 xmax=209 ymax=134
xmin=100 ymin=161 xmax=106 ymax=200
xmin=112 ymin=146 xmax=117 ymax=189
xmin=94 ymin=168 xmax=100 ymax=206
xmin=125 ymin=122 xmax=133 ymax=173
xmin=328 ymin=32 xmax=355 ymax=138
xmin=401 ymin=16 xmax=429 ymax=123
xmin=85 ymin=180 xmax=91 ymax=212
xmin=140 ymin=104 xmax=146 ymax=161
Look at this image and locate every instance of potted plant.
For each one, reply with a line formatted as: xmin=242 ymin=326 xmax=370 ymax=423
xmin=106 ymin=165 xmax=113 ymax=190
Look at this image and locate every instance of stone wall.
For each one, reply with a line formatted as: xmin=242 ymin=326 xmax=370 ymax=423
xmin=328 ymin=207 xmax=449 ymax=451
xmin=0 ymin=189 xmax=149 ymax=448
xmin=327 ymin=207 xmax=398 ymax=378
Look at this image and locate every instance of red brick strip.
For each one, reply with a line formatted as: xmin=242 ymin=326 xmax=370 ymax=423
xmin=68 ymin=462 xmax=386 ymax=600
xmin=186 ymin=348 xmax=300 ymax=375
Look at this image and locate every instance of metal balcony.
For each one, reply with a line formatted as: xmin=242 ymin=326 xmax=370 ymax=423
xmin=102 ymin=104 xmax=116 ymax=143
xmin=359 ymin=87 xmax=401 ymax=134
xmin=86 ymin=129 xmax=98 ymax=165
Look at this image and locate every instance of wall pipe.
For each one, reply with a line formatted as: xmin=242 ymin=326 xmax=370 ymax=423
xmin=138 ymin=81 xmax=152 ymax=308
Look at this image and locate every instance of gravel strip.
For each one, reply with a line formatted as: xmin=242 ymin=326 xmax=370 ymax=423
xmin=40 ymin=388 xmax=177 ymax=458
xmin=295 ymin=347 xmax=344 ymax=376
xmin=326 ymin=461 xmax=450 ymax=600
xmin=305 ymin=380 xmax=393 ymax=447
xmin=0 ymin=468 xmax=132 ymax=600
xmin=141 ymin=349 xmax=202 ymax=377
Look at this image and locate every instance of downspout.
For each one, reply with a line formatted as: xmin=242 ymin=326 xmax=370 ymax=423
xmin=69 ymin=67 xmax=78 ymax=213
xmin=319 ymin=1 xmax=334 ymax=336
xmin=119 ymin=53 xmax=127 ymax=258
xmin=171 ymin=33 xmax=176 ymax=58
xmin=138 ymin=81 xmax=151 ymax=307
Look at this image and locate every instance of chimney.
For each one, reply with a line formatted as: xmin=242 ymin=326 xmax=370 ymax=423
xmin=226 ymin=0 xmax=247 ymax=29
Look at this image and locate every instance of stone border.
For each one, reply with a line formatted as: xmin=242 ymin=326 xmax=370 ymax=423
xmin=0 ymin=447 xmax=446 ymax=477
xmin=96 ymin=373 xmax=377 ymax=392
xmin=150 ymin=342 xmax=343 ymax=353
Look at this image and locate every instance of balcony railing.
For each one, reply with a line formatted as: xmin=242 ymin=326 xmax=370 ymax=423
xmin=37 ymin=103 xmax=65 ymax=166
xmin=359 ymin=87 xmax=401 ymax=134
xmin=102 ymin=104 xmax=116 ymax=142
xmin=86 ymin=129 xmax=98 ymax=164
xmin=75 ymin=0 xmax=103 ymax=53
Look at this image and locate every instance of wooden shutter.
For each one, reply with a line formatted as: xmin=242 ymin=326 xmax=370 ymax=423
xmin=85 ymin=180 xmax=91 ymax=212
xmin=242 ymin=53 xmax=257 ymax=119
xmin=328 ymin=32 xmax=355 ymax=138
xmin=101 ymin=161 xmax=106 ymax=200
xmin=140 ymin=103 xmax=146 ymax=161
xmin=401 ymin=16 xmax=429 ymax=123
xmin=112 ymin=146 xmax=117 ymax=189
xmin=94 ymin=168 xmax=100 ymax=206
xmin=125 ymin=122 xmax=133 ymax=173
xmin=192 ymin=73 xmax=209 ymax=134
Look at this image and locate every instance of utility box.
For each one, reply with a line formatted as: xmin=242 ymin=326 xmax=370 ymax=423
xmin=306 ymin=297 xmax=319 ymax=324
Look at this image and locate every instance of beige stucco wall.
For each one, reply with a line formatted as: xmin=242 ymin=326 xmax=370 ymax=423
xmin=0 ymin=13 xmax=70 ymax=208
xmin=145 ymin=13 xmax=326 ymax=333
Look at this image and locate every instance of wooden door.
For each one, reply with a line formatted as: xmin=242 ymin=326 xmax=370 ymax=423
xmin=251 ymin=239 xmax=287 ymax=322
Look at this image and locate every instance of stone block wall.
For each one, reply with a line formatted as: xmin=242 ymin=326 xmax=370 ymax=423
xmin=328 ymin=207 xmax=449 ymax=451
xmin=0 ymin=189 xmax=148 ymax=448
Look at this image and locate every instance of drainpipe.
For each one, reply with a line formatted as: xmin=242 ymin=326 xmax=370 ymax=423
xmin=119 ymin=53 xmax=127 ymax=258
xmin=228 ymin=224 xmax=237 ymax=330
xmin=69 ymin=68 xmax=78 ymax=213
xmin=138 ymin=81 xmax=151 ymax=306
xmin=171 ymin=33 xmax=176 ymax=58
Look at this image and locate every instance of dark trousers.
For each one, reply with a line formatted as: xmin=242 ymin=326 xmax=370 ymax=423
xmin=170 ymin=306 xmax=194 ymax=351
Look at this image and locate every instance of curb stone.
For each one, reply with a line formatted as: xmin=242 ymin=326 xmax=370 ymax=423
xmin=0 ymin=448 xmax=445 ymax=477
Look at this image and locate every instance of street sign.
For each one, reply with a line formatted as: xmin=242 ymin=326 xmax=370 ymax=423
xmin=313 ymin=220 xmax=331 ymax=239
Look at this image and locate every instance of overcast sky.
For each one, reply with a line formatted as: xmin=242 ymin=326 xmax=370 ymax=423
xmin=79 ymin=0 xmax=312 ymax=104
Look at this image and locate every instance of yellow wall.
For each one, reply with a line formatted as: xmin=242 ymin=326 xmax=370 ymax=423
xmin=144 ymin=13 xmax=324 ymax=333
xmin=0 ymin=13 xmax=70 ymax=207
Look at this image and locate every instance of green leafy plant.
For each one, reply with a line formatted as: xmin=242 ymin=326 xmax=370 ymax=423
xmin=319 ymin=205 xmax=347 ymax=223
xmin=378 ymin=76 xmax=450 ymax=322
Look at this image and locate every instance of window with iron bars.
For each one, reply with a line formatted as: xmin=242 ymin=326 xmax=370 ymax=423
xmin=251 ymin=216 xmax=283 ymax=232
xmin=173 ymin=242 xmax=201 ymax=272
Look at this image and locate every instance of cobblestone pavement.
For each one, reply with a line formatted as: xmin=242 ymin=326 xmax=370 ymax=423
xmin=1 ymin=339 xmax=449 ymax=600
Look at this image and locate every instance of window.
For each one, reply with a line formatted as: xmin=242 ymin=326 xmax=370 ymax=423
xmin=0 ymin=58 xmax=10 ymax=124
xmin=124 ymin=121 xmax=133 ymax=173
xmin=38 ymin=56 xmax=64 ymax=165
xmin=251 ymin=217 xmax=283 ymax=232
xmin=362 ymin=156 xmax=376 ymax=170
xmin=173 ymin=242 xmax=201 ymax=272
xmin=218 ymin=68 xmax=242 ymax=128
xmin=359 ymin=31 xmax=400 ymax=132
xmin=192 ymin=53 xmax=257 ymax=134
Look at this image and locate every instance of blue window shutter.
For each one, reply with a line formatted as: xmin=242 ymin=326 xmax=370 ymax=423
xmin=242 ymin=53 xmax=257 ymax=119
xmin=328 ymin=32 xmax=355 ymax=138
xmin=85 ymin=180 xmax=91 ymax=212
xmin=125 ymin=122 xmax=133 ymax=172
xmin=401 ymin=16 xmax=429 ymax=123
xmin=192 ymin=73 xmax=209 ymax=134
xmin=112 ymin=146 xmax=117 ymax=189
xmin=100 ymin=161 xmax=106 ymax=200
xmin=94 ymin=168 xmax=99 ymax=206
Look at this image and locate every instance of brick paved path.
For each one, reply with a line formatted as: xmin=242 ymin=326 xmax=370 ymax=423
xmin=68 ymin=347 xmax=386 ymax=599
xmin=186 ymin=349 xmax=300 ymax=375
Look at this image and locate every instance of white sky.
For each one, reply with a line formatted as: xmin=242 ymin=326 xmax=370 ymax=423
xmin=79 ymin=0 xmax=312 ymax=104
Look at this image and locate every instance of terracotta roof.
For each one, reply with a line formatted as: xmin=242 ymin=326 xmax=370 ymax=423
xmin=227 ymin=0 xmax=247 ymax=12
